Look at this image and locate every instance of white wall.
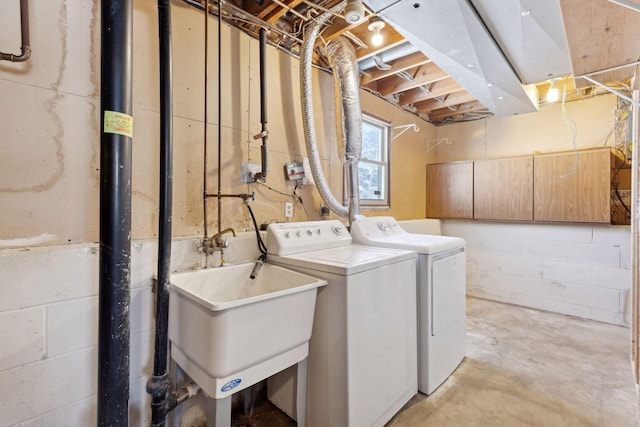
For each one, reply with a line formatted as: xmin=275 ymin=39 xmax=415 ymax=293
xmin=443 ymin=221 xmax=630 ymax=326
xmin=435 ymin=94 xmax=631 ymax=326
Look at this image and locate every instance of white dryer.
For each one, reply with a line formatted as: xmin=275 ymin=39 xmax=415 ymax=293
xmin=350 ymin=216 xmax=466 ymax=395
xmin=265 ymin=220 xmax=417 ymax=427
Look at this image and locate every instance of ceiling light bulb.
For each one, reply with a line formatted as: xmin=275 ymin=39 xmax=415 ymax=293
xmin=546 ymin=80 xmax=560 ymax=103
xmin=371 ymin=31 xmax=384 ymax=46
xmin=368 ymin=18 xmax=386 ymax=47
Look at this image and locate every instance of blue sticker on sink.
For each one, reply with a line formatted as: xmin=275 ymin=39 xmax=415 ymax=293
xmin=221 ymin=378 xmax=242 ymax=392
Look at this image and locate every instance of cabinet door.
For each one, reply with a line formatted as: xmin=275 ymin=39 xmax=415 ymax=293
xmin=426 ymin=162 xmax=473 ymax=219
xmin=474 ymin=156 xmax=533 ymax=220
xmin=534 ymin=149 xmax=611 ymax=222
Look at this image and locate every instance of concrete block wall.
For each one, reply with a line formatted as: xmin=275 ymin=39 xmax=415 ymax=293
xmin=0 ymin=235 xmax=264 ymax=426
xmin=442 ymin=220 xmax=631 ymax=326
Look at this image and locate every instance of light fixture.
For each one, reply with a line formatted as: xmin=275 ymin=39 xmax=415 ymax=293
xmin=344 ymin=0 xmax=365 ymax=23
xmin=368 ymin=17 xmax=385 ymax=47
xmin=546 ymin=80 xmax=560 ymax=103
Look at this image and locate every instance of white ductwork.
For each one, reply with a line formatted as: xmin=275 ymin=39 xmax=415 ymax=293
xmin=364 ymin=0 xmax=541 ymax=117
xmin=300 ymin=0 xmax=363 ymax=223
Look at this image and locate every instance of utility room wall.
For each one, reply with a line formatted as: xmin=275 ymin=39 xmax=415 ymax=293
xmin=434 ymin=94 xmax=631 ymax=326
xmin=0 ymin=0 xmax=434 ymax=425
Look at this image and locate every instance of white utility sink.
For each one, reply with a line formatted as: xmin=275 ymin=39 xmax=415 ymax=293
xmin=168 ymin=262 xmax=326 ymax=399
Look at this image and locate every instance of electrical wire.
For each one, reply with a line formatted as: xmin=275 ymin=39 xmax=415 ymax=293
xmin=546 ymin=85 xmax=579 ymax=180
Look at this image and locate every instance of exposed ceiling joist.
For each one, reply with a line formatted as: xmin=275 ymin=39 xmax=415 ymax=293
xmin=415 ymin=90 xmax=476 ymax=113
xmin=374 ymin=62 xmax=448 ymax=96
xmin=360 ymin=51 xmax=431 ymax=85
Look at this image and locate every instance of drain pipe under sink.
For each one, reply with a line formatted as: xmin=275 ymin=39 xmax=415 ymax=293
xmin=147 ymin=0 xmax=175 ymax=425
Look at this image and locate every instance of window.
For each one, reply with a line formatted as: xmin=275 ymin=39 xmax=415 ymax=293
xmin=358 ymin=114 xmax=390 ymax=207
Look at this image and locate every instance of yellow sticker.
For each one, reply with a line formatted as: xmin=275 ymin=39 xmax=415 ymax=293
xmin=104 ymin=110 xmax=133 ymax=138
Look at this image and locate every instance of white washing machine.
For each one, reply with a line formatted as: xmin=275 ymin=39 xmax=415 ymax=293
xmin=350 ymin=216 xmax=466 ymax=395
xmin=265 ymin=220 xmax=417 ymax=427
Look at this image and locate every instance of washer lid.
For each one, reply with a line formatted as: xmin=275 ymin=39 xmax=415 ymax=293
xmin=268 ymin=244 xmax=415 ymax=276
xmin=351 ymin=217 xmax=465 ymax=254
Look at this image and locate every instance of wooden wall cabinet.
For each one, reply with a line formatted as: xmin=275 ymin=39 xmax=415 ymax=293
xmin=533 ymin=148 xmax=627 ymax=223
xmin=474 ymin=156 xmax=533 ymax=221
xmin=426 ymin=161 xmax=473 ymax=219
xmin=425 ymin=148 xmax=630 ymax=224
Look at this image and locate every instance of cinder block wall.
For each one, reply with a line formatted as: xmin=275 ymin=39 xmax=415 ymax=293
xmin=443 ymin=221 xmax=630 ymax=326
xmin=0 ymin=239 xmax=198 ymax=425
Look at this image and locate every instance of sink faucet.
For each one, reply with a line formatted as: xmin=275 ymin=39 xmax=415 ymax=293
xmin=201 ymin=228 xmax=236 ymax=256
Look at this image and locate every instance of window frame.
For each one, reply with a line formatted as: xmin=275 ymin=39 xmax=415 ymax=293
xmin=353 ymin=113 xmax=391 ymax=208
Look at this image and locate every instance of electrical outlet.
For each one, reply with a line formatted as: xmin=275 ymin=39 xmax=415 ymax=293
xmin=285 ymin=202 xmax=294 ymax=218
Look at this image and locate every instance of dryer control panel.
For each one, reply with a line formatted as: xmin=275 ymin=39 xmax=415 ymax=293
xmin=266 ymin=220 xmax=351 ymax=256
xmin=352 ymin=216 xmax=406 ymax=238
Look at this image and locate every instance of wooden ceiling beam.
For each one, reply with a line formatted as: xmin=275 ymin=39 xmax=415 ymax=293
xmin=428 ymin=101 xmax=487 ymax=122
xmin=398 ymin=78 xmax=463 ymax=106
xmin=263 ymin=0 xmax=305 ymax=23
xmin=360 ymin=52 xmax=431 ymax=85
xmin=415 ymin=90 xmax=477 ymax=113
xmin=376 ymin=62 xmax=448 ymax=96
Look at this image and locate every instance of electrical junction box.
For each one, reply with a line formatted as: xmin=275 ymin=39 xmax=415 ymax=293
xmin=284 ymin=162 xmax=305 ymax=181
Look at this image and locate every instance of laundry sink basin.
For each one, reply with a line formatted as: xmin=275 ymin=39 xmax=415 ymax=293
xmin=168 ymin=262 xmax=326 ymax=399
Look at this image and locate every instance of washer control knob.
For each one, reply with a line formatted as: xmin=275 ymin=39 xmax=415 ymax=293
xmin=331 ymin=225 xmax=343 ymax=235
xmin=284 ymin=231 xmax=290 ymax=239
xmin=377 ymin=222 xmax=387 ymax=231
xmin=296 ymin=230 xmax=302 ymax=237
xmin=306 ymin=229 xmax=313 ymax=236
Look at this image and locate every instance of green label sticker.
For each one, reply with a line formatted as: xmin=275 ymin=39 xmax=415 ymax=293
xmin=104 ymin=110 xmax=133 ymax=138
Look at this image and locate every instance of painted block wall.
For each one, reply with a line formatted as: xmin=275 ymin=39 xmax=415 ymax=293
xmin=442 ymin=221 xmax=631 ymax=326
xmin=0 ymin=0 xmax=434 ymax=425
xmin=435 ymin=94 xmax=631 ymax=326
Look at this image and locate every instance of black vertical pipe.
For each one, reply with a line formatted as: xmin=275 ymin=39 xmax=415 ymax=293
xmin=259 ymin=28 xmax=267 ymax=126
xmin=98 ymin=0 xmax=133 ymax=425
xmin=147 ymin=0 xmax=174 ymax=426
xmin=254 ymin=27 xmax=269 ymax=181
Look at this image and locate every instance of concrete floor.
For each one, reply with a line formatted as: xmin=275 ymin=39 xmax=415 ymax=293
xmin=229 ymin=297 xmax=639 ymax=426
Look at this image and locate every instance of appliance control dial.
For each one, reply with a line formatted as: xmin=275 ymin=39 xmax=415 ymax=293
xmin=306 ymin=229 xmax=313 ymax=236
xmin=331 ymin=225 xmax=343 ymax=235
xmin=284 ymin=231 xmax=290 ymax=239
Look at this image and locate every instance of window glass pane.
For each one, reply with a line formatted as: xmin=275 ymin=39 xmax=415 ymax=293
xmin=358 ymin=162 xmax=386 ymax=200
xmin=362 ymin=122 xmax=383 ymax=161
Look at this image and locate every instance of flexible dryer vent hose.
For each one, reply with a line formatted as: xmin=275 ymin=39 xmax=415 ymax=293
xmin=300 ymin=1 xmax=363 ymax=223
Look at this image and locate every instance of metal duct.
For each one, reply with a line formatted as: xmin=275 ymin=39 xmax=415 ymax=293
xmin=325 ymin=37 xmax=362 ymax=223
xmin=357 ymin=41 xmax=418 ymax=71
xmin=365 ymin=0 xmax=539 ymax=117
xmin=300 ymin=0 xmax=364 ymax=221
